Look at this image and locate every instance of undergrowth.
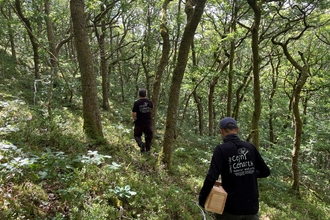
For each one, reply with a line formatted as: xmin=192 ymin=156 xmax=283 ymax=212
xmin=0 ymin=72 xmax=329 ymax=219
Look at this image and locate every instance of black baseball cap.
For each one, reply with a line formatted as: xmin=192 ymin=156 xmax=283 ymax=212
xmin=219 ymin=117 xmax=238 ymax=129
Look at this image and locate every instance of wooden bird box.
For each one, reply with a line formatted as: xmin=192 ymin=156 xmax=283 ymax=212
xmin=205 ymin=181 xmax=227 ymax=214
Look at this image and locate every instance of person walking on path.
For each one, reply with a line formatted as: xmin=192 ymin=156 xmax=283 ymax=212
xmin=199 ymin=117 xmax=270 ymax=220
xmin=132 ymin=88 xmax=153 ymax=154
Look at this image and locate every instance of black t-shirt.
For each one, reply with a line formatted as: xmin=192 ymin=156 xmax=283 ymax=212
xmin=199 ymin=134 xmax=270 ymax=215
xmin=132 ymin=98 xmax=153 ymax=126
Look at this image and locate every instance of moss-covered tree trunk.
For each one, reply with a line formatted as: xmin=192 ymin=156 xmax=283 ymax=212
xmin=191 ymin=38 xmax=203 ymax=136
xmin=161 ymin=0 xmax=206 ymax=169
xmin=273 ymin=27 xmax=310 ymax=193
xmin=291 ymin=69 xmax=308 ymax=192
xmin=208 ymin=75 xmax=219 ymax=136
xmin=44 ymin=0 xmax=57 ymax=117
xmin=226 ymin=0 xmax=238 ymax=117
xmin=151 ymin=0 xmax=171 ymax=133
xmin=268 ymin=57 xmax=280 ymax=146
xmin=246 ymin=0 xmax=261 ymax=149
xmin=96 ymin=3 xmax=110 ymax=111
xmin=70 ymin=0 xmax=104 ymax=140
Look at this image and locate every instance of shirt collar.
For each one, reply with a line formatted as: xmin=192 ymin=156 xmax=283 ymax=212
xmin=223 ymin=134 xmax=240 ymax=143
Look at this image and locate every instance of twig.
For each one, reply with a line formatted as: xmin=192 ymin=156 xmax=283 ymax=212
xmin=300 ymin=182 xmax=324 ymax=202
xmin=125 ymin=160 xmax=132 ymax=171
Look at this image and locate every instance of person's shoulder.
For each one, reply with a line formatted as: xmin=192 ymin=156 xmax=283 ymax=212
xmin=214 ymin=143 xmax=233 ymax=156
xmin=239 ymin=141 xmax=258 ymax=152
xmin=238 ymin=140 xmax=254 ymax=147
xmin=213 ymin=144 xmax=223 ymax=153
xmin=216 ymin=142 xmax=232 ymax=151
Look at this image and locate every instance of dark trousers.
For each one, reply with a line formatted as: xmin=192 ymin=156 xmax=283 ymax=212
xmin=215 ymin=212 xmax=259 ymax=220
xmin=134 ymin=124 xmax=153 ymax=151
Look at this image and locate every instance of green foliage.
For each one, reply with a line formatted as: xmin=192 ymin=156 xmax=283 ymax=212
xmin=80 ymin=150 xmax=112 ymax=165
xmin=1 ymin=0 xmax=330 ymax=219
xmin=110 ymin=185 xmax=137 ymax=199
xmin=1 ymin=76 xmax=330 ymax=220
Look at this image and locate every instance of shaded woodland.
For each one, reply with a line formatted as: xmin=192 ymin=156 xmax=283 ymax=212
xmin=0 ymin=0 xmax=329 ymax=219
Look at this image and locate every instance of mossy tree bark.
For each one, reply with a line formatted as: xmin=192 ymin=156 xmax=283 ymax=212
xmin=151 ymin=0 xmax=171 ymax=133
xmin=246 ymin=0 xmax=262 ymax=149
xmin=70 ymin=0 xmax=104 ymax=140
xmin=272 ymin=17 xmax=311 ymax=193
xmin=95 ymin=3 xmax=110 ymax=111
xmin=161 ymin=0 xmax=206 ymax=169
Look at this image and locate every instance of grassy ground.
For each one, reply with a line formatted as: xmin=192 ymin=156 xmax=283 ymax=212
xmin=0 ymin=69 xmax=329 ymax=219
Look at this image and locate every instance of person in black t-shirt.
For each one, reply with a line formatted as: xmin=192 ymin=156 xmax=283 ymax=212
xmin=132 ymin=88 xmax=153 ymax=153
xmin=199 ymin=117 xmax=270 ymax=220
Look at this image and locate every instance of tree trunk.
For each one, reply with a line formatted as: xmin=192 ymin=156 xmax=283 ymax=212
xmin=179 ymin=76 xmax=206 ymax=132
xmin=233 ymin=67 xmax=252 ymax=120
xmin=268 ymin=56 xmax=280 ymax=146
xmin=247 ymin=0 xmax=261 ymax=149
xmin=191 ymin=36 xmax=203 ymax=136
xmin=70 ymin=0 xmax=104 ymax=140
xmin=161 ymin=0 xmax=206 ymax=169
xmin=151 ymin=0 xmax=171 ymax=132
xmin=273 ymin=28 xmax=310 ymax=193
xmin=1 ymin=6 xmax=17 ymax=62
xmin=291 ymin=57 xmax=308 ymax=192
xmin=193 ymin=91 xmax=203 ymax=136
xmin=101 ymin=42 xmax=109 ymax=110
xmin=44 ymin=0 xmax=59 ymax=117
xmin=208 ymin=75 xmax=218 ymax=136
xmin=226 ymin=0 xmax=238 ymax=116
xmin=141 ymin=2 xmax=153 ymax=93
xmin=208 ymin=52 xmax=229 ymax=136
xmin=14 ymin=0 xmax=40 ymax=79
xmin=119 ymin=56 xmax=125 ymax=102
xmin=97 ymin=3 xmax=110 ymax=111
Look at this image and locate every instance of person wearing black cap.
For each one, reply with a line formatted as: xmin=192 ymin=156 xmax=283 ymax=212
xmin=199 ymin=117 xmax=270 ymax=220
xmin=132 ymin=88 xmax=153 ymax=154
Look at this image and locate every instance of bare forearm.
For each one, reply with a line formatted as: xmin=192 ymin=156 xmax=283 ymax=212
xmin=132 ymin=112 xmax=137 ymax=121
